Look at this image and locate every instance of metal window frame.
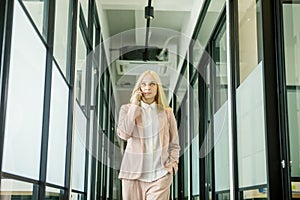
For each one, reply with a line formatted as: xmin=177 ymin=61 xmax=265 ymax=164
xmin=260 ymin=0 xmax=286 ymax=198
xmin=0 ymin=1 xmax=75 ymax=199
xmin=0 ymin=0 xmax=14 ymax=180
xmin=190 ymin=3 xmax=228 ymax=199
xmin=38 ymin=0 xmax=55 ymax=199
xmin=65 ymin=0 xmax=78 ymax=199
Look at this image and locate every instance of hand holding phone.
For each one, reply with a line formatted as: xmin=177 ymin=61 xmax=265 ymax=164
xmin=132 ymin=88 xmax=143 ymax=105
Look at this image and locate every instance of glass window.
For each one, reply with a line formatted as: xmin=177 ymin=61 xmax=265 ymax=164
xmin=46 ymin=62 xmax=69 ymax=186
xmin=0 ymin=178 xmax=39 ymax=199
xmin=196 ymin=0 xmax=225 ymax=48
xmin=177 ymin=96 xmax=189 ymax=198
xmin=53 ymin=0 xmax=70 ymax=79
xmin=75 ymin=27 xmax=87 ymax=107
xmin=80 ymin=0 xmax=89 ymax=26
xmin=243 ymin=188 xmax=267 ymax=199
xmin=93 ymin=23 xmax=96 ymax=49
xmin=283 ymin=2 xmax=300 ymax=177
xmin=212 ymin=23 xmax=230 ymax=193
xmin=22 ymin=0 xmax=46 ymax=38
xmin=184 ymin=147 xmax=189 ymax=198
xmin=237 ymin=0 xmax=267 ymax=192
xmin=238 ymin=0 xmax=263 ymax=83
xmin=175 ymin=65 xmax=188 ymax=113
xmin=72 ymin=102 xmax=87 ymax=192
xmin=71 ymin=192 xmax=85 ymax=200
xmin=192 ymin=79 xmax=200 ymax=197
xmin=45 ymin=187 xmax=64 ymax=199
xmin=282 ymin=3 xmax=300 ymax=198
xmin=2 ymin=1 xmax=46 ymax=180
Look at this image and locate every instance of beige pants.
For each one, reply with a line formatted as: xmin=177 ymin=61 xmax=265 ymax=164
xmin=121 ymin=173 xmax=173 ymax=200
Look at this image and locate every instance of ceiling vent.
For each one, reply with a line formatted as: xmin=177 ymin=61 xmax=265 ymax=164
xmin=116 ymin=60 xmax=169 ymax=76
xmin=116 ymin=46 xmax=170 ymax=76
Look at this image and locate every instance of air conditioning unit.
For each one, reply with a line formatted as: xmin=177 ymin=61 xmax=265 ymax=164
xmin=116 ymin=60 xmax=170 ymax=76
xmin=116 ymin=46 xmax=170 ymax=76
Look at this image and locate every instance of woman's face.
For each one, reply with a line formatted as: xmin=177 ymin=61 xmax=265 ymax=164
xmin=140 ymin=73 xmax=158 ymax=104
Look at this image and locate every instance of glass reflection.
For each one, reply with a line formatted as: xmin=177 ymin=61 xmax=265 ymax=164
xmin=22 ymin=0 xmax=46 ymax=38
xmin=237 ymin=0 xmax=268 ymax=197
xmin=212 ymin=22 xmax=230 ymax=196
xmin=3 ymin=0 xmax=46 ymax=180
xmin=0 ymin=178 xmax=38 ymax=200
xmin=282 ymin=2 xmax=300 ymax=199
xmin=45 ymin=187 xmax=64 ymax=199
xmin=75 ymin=28 xmax=87 ymax=107
xmin=53 ymin=0 xmax=70 ymax=79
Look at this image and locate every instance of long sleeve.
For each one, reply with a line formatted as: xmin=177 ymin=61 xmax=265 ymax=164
xmin=117 ymin=104 xmax=141 ymax=140
xmin=167 ymin=108 xmax=180 ymax=174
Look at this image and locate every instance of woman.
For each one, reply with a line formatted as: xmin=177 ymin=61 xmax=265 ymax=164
xmin=117 ymin=70 xmax=180 ymax=200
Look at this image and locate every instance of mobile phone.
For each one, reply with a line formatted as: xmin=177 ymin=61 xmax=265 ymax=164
xmin=139 ymin=88 xmax=143 ymax=96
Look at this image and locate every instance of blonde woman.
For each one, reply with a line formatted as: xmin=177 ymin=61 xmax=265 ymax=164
xmin=117 ymin=70 xmax=180 ymax=200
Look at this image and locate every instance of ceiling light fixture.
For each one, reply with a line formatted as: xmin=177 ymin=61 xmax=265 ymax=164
xmin=145 ymin=5 xmax=154 ymax=19
xmin=143 ymin=0 xmax=154 ymax=61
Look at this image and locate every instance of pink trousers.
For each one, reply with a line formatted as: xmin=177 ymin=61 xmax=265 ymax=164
xmin=121 ymin=173 xmax=173 ymax=200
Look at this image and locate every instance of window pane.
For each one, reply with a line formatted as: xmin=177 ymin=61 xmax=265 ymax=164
xmin=45 ymin=187 xmax=64 ymax=199
xmin=243 ymin=188 xmax=267 ymax=199
xmin=196 ymin=0 xmax=225 ymax=48
xmin=237 ymin=63 xmax=267 ymax=187
xmin=2 ymin=1 xmax=46 ymax=180
xmin=53 ymin=0 xmax=70 ymax=79
xmin=292 ymin=182 xmax=300 ymax=198
xmin=46 ymin=62 xmax=69 ymax=186
xmin=176 ymin=66 xmax=187 ymax=113
xmin=192 ymin=79 xmax=200 ymax=196
xmin=71 ymin=192 xmax=85 ymax=200
xmin=22 ymin=0 xmax=45 ymax=38
xmin=75 ymin=28 xmax=87 ymax=107
xmin=282 ymin=3 xmax=300 ymax=178
xmin=0 ymin=178 xmax=38 ymax=199
xmin=238 ymin=0 xmax=263 ymax=83
xmin=79 ymin=0 xmax=89 ymax=26
xmin=213 ymin=23 xmax=230 ymax=192
xmin=214 ymin=102 xmax=229 ymax=191
xmin=237 ymin=0 xmax=267 ymax=190
xmin=72 ymin=102 xmax=87 ymax=192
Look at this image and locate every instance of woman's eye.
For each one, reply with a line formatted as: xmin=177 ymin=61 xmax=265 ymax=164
xmin=141 ymin=83 xmax=146 ymax=87
xmin=150 ymin=83 xmax=155 ymax=87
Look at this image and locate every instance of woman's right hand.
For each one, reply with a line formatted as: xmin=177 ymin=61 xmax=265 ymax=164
xmin=132 ymin=88 xmax=143 ymax=105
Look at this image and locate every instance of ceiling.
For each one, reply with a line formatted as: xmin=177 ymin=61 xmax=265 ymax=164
xmin=100 ymin=0 xmax=194 ymax=37
xmin=98 ymin=0 xmax=197 ymax=107
xmin=97 ymin=0 xmax=226 ymax=109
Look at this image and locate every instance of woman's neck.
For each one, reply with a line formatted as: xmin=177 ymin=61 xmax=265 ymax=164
xmin=142 ymin=97 xmax=155 ymax=104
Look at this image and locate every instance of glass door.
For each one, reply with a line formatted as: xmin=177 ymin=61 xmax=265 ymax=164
xmin=282 ymin=1 xmax=300 ymax=199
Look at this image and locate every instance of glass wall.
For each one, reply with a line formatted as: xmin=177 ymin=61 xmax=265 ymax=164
xmin=2 ymin=0 xmax=46 ymax=180
xmin=0 ymin=0 xmax=113 ymax=200
xmin=1 ymin=0 xmax=293 ymax=199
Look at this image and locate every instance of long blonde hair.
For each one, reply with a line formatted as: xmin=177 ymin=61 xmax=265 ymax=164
xmin=130 ymin=70 xmax=169 ymax=109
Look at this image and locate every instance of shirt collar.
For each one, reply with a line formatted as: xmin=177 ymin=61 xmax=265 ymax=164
xmin=141 ymin=101 xmax=157 ymax=110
